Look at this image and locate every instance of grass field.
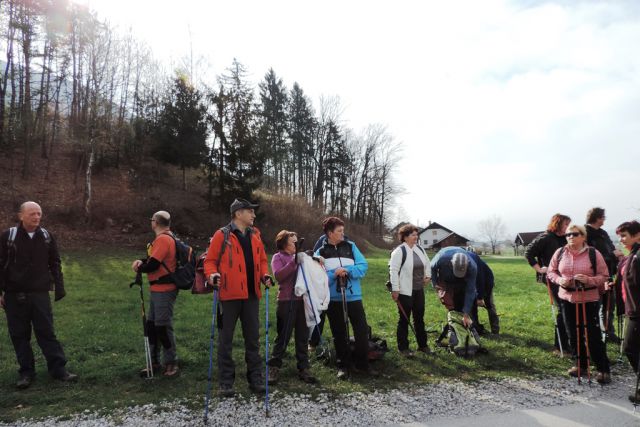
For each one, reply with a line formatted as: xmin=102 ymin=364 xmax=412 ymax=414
xmin=0 ymin=247 xmax=620 ymax=422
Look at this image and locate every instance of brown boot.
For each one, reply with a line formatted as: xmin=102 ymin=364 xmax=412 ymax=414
xmin=267 ymin=367 xmax=279 ymax=385
xmin=298 ymin=368 xmax=317 ymax=384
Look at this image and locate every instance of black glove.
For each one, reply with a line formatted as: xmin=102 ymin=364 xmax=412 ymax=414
xmin=54 ymin=287 xmax=66 ymax=302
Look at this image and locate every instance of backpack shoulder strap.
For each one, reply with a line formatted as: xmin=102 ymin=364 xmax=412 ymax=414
xmin=416 ymin=245 xmax=425 ymax=255
xmin=399 ymin=245 xmax=408 ymax=273
xmin=216 ymin=226 xmax=231 ymax=268
xmin=557 ymin=246 xmax=565 ymax=264
xmin=8 ymin=227 xmax=17 ymax=245
xmin=588 ymin=247 xmax=597 ymax=275
xmin=40 ymin=227 xmax=51 ymax=244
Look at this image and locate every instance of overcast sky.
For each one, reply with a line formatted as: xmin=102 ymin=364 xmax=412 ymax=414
xmin=82 ymin=0 xmax=639 ymax=240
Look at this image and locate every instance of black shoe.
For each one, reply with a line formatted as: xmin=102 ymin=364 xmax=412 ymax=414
xmin=16 ymin=373 xmax=34 ymax=389
xmin=629 ymin=392 xmax=640 ymax=404
xmin=249 ymin=381 xmax=266 ymax=393
xmin=56 ymin=371 xmax=78 ymax=382
xmin=218 ymin=384 xmax=235 ymax=398
xmin=298 ymin=368 xmax=317 ymax=384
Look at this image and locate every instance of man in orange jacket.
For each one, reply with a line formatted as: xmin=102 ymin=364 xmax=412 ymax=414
xmin=204 ymin=198 xmax=272 ymax=397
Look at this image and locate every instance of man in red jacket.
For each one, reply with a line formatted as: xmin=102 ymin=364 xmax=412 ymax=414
xmin=204 ymin=198 xmax=272 ymax=397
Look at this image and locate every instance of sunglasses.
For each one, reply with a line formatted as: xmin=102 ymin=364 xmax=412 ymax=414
xmin=565 ymin=232 xmax=581 ymax=238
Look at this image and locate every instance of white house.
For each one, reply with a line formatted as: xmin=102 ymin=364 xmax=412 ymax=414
xmin=418 ymin=222 xmax=470 ymax=249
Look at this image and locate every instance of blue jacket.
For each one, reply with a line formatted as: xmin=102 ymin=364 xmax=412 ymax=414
xmin=467 ymin=251 xmax=494 ymax=300
xmin=430 ymin=247 xmax=477 ymax=314
xmin=315 ymin=239 xmax=368 ymax=302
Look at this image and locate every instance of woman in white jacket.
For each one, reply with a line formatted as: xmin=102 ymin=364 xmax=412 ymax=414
xmin=389 ymin=224 xmax=432 ymax=357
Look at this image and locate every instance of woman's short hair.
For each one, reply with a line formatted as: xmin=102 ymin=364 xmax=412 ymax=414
xmin=566 ymin=223 xmax=587 ymax=237
xmin=275 ymin=230 xmax=297 ymax=251
xmin=397 ymin=224 xmax=419 ymax=243
xmin=547 ymin=213 xmax=571 ymax=234
xmin=586 ymin=207 xmax=605 ymax=225
xmin=322 ymin=217 xmax=345 ymax=234
xmin=616 ymin=220 xmax=640 ymax=236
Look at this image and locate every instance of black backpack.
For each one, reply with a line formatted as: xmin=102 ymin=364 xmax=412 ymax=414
xmin=160 ymin=234 xmax=197 ymax=291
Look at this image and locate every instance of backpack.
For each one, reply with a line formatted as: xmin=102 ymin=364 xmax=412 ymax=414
xmin=436 ymin=311 xmax=482 ymax=357
xmin=556 ymin=246 xmax=597 ymax=275
xmin=4 ymin=226 xmax=51 ymax=269
xmin=385 ymin=244 xmax=425 ymax=291
xmin=348 ymin=325 xmax=388 ymax=361
xmin=159 ymin=233 xmax=196 ymax=291
xmin=191 ymin=226 xmax=232 ymax=295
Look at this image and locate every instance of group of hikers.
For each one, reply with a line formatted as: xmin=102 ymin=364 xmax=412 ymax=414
xmin=524 ymin=210 xmax=640 ymax=400
xmin=1 ymin=200 xmax=639 ymax=406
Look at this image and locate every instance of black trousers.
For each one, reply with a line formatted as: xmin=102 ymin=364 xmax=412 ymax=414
xmin=397 ymin=289 xmax=428 ymax=350
xmin=623 ymin=316 xmax=640 ymax=374
xmin=470 ymin=289 xmax=500 ymax=334
xmin=550 ymin=283 xmax=571 ymax=353
xmin=217 ymin=297 xmax=262 ymax=386
xmin=326 ymin=299 xmax=369 ymax=370
xmin=4 ymin=292 xmax=68 ymax=377
xmin=561 ymin=299 xmax=610 ymax=373
xmin=268 ymin=299 xmax=310 ymax=370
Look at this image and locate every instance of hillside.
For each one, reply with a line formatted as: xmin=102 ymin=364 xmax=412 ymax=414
xmin=0 ymin=147 xmax=385 ymax=252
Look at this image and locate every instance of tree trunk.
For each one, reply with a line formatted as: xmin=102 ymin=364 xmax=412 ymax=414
xmin=84 ymin=144 xmax=95 ymax=223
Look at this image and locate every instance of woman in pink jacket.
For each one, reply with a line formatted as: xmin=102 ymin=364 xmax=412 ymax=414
xmin=547 ymin=223 xmax=611 ymax=384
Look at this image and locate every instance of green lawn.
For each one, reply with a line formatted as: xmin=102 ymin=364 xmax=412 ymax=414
xmin=0 ymin=249 xmax=618 ymax=422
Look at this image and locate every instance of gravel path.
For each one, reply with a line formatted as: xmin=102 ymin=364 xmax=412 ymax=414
xmin=5 ymin=364 xmax=639 ymax=426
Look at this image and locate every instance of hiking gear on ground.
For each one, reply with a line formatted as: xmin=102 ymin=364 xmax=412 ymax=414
xmin=440 ymin=311 xmax=480 ymax=357
xmin=546 ymin=277 xmax=564 ymax=357
xmin=16 ymin=372 xmax=34 ymax=389
xmin=203 ymin=289 xmax=218 ymax=425
xmin=158 ymin=234 xmax=196 ymax=291
xmin=596 ymin=372 xmax=611 ymax=384
xmin=298 ymin=368 xmax=317 ymax=384
xmin=265 ymin=286 xmax=271 ymax=417
xmin=130 ymin=271 xmax=154 ymax=379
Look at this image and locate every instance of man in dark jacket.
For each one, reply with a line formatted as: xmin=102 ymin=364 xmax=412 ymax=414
xmin=468 ymin=251 xmax=499 ymax=335
xmin=524 ymin=213 xmax=571 ymax=356
xmin=585 ymin=207 xmax=624 ymax=342
xmin=0 ymin=201 xmax=77 ymax=389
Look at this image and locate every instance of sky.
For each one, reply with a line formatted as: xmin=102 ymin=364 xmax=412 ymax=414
xmin=79 ymin=0 xmax=639 ymax=240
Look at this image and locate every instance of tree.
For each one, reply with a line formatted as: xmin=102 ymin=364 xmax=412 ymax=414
xmin=153 ymin=74 xmax=209 ymax=190
xmin=478 ymin=215 xmax=507 ymax=255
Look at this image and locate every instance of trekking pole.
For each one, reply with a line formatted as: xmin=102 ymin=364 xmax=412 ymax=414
xmin=265 ymin=282 xmax=271 ymax=418
xmin=203 ymin=279 xmax=219 ymax=425
xmin=546 ymin=277 xmax=564 ymax=357
xmin=578 ymin=285 xmax=592 ymax=385
xmin=575 ymin=298 xmax=582 ymax=385
xmin=130 ymin=271 xmax=153 ymax=380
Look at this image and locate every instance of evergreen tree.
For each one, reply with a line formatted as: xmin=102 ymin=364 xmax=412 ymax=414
xmin=154 ymin=74 xmax=209 ymax=190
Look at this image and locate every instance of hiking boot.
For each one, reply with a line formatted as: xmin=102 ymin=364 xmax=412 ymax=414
xmin=56 ymin=371 xmax=78 ymax=382
xmin=336 ymin=368 xmax=349 ymax=380
xmin=249 ymin=381 xmax=266 ymax=393
xmin=596 ymin=372 xmax=611 ymax=384
xmin=162 ymin=363 xmax=179 ymax=377
xmin=400 ymin=349 xmax=415 ymax=358
xmin=267 ymin=367 xmax=279 ymax=385
xmin=16 ymin=373 xmax=34 ymax=389
xmin=417 ymin=346 xmax=433 ymax=355
xmin=139 ymin=363 xmax=162 ymax=378
xmin=218 ymin=384 xmax=235 ymax=398
xmin=298 ymin=369 xmax=317 ymax=384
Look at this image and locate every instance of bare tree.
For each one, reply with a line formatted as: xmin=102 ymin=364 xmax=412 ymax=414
xmin=478 ymin=214 xmax=507 ymax=255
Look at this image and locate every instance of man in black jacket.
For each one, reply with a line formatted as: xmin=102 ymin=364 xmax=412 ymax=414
xmin=0 ymin=201 xmax=77 ymax=389
xmin=585 ymin=207 xmax=624 ymax=342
